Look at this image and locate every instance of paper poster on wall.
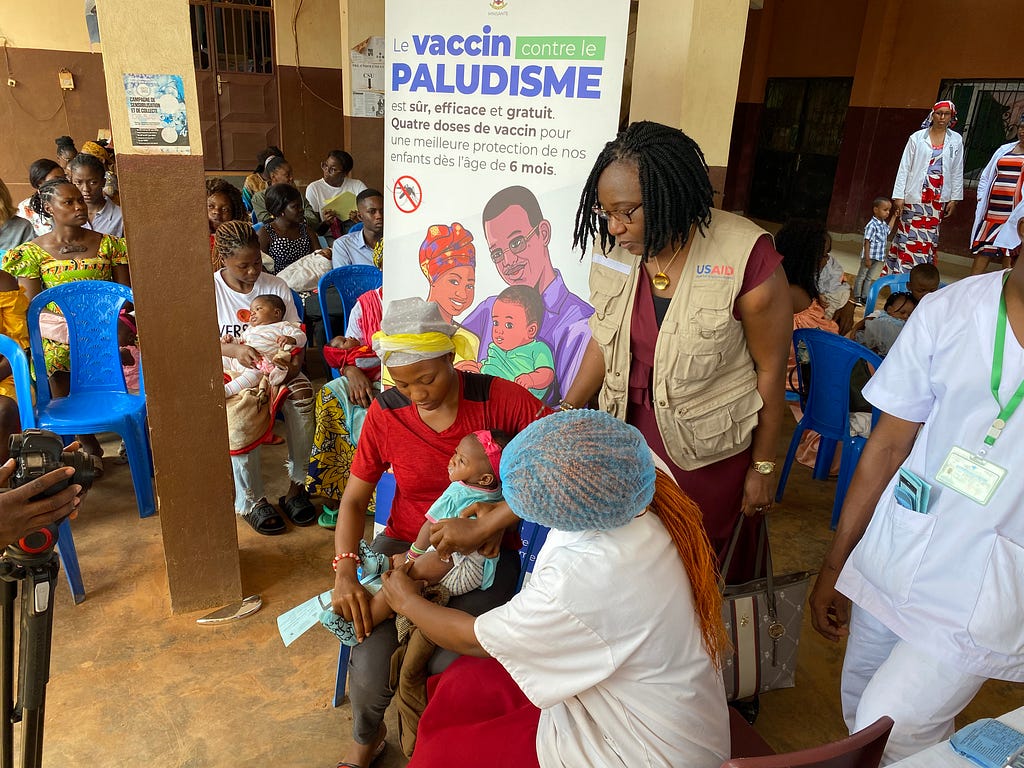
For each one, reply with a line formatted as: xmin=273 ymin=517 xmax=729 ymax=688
xmin=122 ymin=74 xmax=190 ymax=154
xmin=351 ymin=36 xmax=385 ymax=119
xmin=384 ymin=0 xmax=629 ymax=406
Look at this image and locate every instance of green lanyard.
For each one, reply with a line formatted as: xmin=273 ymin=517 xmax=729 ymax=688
xmin=985 ymin=275 xmax=1024 ymax=446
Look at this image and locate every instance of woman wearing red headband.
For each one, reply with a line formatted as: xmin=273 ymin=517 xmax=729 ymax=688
xmin=889 ymin=100 xmax=964 ymax=271
xmin=420 ymin=222 xmax=481 ymax=361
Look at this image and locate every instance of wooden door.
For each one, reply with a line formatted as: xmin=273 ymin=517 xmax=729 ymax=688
xmin=748 ymin=78 xmax=852 ymax=222
xmin=190 ymin=0 xmax=280 ymax=173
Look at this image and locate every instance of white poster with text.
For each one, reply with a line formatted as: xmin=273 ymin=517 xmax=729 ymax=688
xmin=383 ymin=0 xmax=629 ymax=405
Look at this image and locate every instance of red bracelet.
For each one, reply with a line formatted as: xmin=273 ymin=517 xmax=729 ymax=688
xmin=332 ymin=552 xmax=361 ymax=572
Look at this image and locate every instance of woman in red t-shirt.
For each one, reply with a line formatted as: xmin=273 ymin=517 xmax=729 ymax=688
xmin=328 ymin=297 xmax=550 ymax=768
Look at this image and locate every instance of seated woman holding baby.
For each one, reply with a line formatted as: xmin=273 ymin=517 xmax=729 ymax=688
xmin=324 ymin=297 xmax=551 ymax=768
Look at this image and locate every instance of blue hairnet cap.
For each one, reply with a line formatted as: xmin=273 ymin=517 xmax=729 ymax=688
xmin=500 ymin=410 xmax=656 ymax=532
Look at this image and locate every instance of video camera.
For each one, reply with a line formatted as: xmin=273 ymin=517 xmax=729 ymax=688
xmin=7 ymin=429 xmax=95 ymax=556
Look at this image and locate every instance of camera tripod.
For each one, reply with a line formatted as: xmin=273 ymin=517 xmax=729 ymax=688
xmin=0 ymin=528 xmax=61 ymax=768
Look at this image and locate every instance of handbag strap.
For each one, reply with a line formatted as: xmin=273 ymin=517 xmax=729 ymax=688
xmin=720 ymin=515 xmax=781 ymax=619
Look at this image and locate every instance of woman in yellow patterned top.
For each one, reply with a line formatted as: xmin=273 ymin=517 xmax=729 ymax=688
xmin=2 ymin=178 xmax=130 ymax=460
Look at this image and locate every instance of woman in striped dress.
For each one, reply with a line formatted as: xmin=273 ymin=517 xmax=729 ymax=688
xmin=970 ymin=113 xmax=1024 ymax=275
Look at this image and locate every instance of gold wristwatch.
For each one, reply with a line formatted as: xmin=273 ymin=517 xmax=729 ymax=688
xmin=752 ymin=460 xmax=776 ymax=475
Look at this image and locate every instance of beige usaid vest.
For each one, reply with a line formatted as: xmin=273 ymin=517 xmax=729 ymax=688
xmin=588 ymin=210 xmax=767 ymax=470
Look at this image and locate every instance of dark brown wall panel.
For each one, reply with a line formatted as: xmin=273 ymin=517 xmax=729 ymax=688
xmin=346 ymin=115 xmax=385 ymax=193
xmin=276 ymin=65 xmax=345 ymax=186
xmin=0 ymin=48 xmax=110 ymax=202
xmin=723 ymin=101 xmax=763 ymax=213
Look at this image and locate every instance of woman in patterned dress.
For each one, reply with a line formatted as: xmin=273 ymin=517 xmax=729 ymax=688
xmin=969 ymin=113 xmax=1024 ymax=275
xmin=889 ymin=101 xmax=964 ymax=272
xmin=2 ymin=178 xmax=130 ymax=460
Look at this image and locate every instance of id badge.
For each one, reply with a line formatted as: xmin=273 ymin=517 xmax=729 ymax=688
xmin=935 ymin=446 xmax=1006 ymax=505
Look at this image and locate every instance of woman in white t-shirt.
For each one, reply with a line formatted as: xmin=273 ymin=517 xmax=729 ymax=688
xmin=380 ymin=409 xmax=730 ymax=768
xmin=213 ymin=220 xmax=317 ymax=534
xmin=304 ymin=150 xmax=367 ymax=235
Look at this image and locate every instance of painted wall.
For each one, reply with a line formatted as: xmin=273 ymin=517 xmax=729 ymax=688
xmin=630 ymin=0 xmax=749 ymax=173
xmin=274 ymin=0 xmax=346 ymax=183
xmin=0 ymin=0 xmax=95 ymax=53
xmin=339 ymin=0 xmax=384 ymax=191
xmin=0 ymin=3 xmax=109 ymax=200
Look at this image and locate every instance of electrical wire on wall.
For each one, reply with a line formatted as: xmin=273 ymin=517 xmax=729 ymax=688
xmin=1 ymin=38 xmax=73 ymax=134
xmin=291 ymin=0 xmax=344 ymax=112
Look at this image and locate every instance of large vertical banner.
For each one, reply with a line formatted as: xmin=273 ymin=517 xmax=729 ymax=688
xmin=384 ymin=0 xmax=629 ymax=405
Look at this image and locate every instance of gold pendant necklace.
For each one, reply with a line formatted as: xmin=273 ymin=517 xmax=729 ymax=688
xmin=651 ymin=242 xmax=684 ymax=291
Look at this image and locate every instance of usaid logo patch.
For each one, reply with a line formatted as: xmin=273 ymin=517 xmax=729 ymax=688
xmin=696 ymin=264 xmax=735 ymax=277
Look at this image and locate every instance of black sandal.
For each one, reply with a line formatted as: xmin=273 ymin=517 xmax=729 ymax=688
xmin=242 ymin=499 xmax=287 ymax=535
xmin=279 ymin=490 xmax=317 ymax=527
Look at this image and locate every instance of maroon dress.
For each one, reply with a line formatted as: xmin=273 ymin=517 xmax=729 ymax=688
xmin=626 ymin=234 xmax=780 ymax=582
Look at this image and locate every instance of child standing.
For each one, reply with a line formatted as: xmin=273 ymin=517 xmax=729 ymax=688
xmin=854 ymin=196 xmax=895 ymax=305
xmin=321 ymin=429 xmax=508 ymax=646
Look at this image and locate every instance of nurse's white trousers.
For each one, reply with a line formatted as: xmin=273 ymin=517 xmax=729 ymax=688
xmin=841 ymin=605 xmax=987 ymax=765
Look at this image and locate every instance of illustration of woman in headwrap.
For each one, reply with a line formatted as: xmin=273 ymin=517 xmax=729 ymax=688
xmin=419 ymin=222 xmax=480 ymax=362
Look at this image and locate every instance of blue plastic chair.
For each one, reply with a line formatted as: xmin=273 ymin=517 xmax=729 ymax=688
xmin=252 ymin=220 xmax=263 ymax=232
xmin=864 ymin=273 xmax=947 ymax=314
xmin=27 ymin=282 xmax=156 ymax=519
xmin=332 ymin=471 xmax=395 ymax=707
xmin=290 ymin=290 xmax=305 ymax=323
xmin=775 ymin=329 xmax=882 ymax=529
xmin=0 ymin=334 xmax=85 ymax=603
xmin=317 ymin=266 xmax=383 ymax=379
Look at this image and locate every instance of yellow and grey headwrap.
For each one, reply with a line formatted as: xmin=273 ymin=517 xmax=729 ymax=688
xmin=372 ymin=297 xmax=473 ymax=367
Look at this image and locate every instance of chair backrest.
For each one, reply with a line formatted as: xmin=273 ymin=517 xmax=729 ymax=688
xmin=720 ymin=715 xmax=893 ymax=768
xmin=27 ymin=282 xmax=137 ymax=407
xmin=290 ymin=290 xmax=305 ymax=322
xmin=794 ymin=329 xmax=881 ymax=442
xmin=0 ymin=335 xmax=36 ymax=429
xmin=349 ymin=222 xmax=364 ymax=233
xmin=517 ymin=520 xmax=549 ymax=590
xmin=317 ymin=265 xmax=383 ymax=342
xmin=863 ymin=274 xmax=908 ymax=315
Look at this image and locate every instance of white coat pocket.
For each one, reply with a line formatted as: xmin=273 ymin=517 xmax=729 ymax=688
xmin=968 ymin=535 xmax=1024 ymax=655
xmin=860 ymin=494 xmax=935 ymax=606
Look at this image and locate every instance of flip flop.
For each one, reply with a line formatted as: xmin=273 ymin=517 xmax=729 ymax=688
xmin=279 ymin=491 xmax=317 ymax=527
xmin=242 ymin=499 xmax=287 ymax=535
xmin=336 ymin=738 xmax=386 ymax=768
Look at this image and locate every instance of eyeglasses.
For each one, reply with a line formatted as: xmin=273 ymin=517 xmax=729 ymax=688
xmin=591 ymin=203 xmax=642 ymax=224
xmin=489 ymin=223 xmax=540 ymax=262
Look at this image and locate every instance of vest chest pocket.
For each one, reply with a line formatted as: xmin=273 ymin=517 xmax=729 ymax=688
xmin=688 ymin=284 xmax=734 ymax=338
xmin=589 ymin=265 xmax=631 ymax=323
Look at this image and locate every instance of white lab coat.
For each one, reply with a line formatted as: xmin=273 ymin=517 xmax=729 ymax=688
xmin=475 ymin=513 xmax=729 ymax=768
xmin=892 ymin=128 xmax=964 ymax=204
xmin=837 ymin=271 xmax=1024 ymax=682
xmin=971 ymin=140 xmax=1024 ymax=245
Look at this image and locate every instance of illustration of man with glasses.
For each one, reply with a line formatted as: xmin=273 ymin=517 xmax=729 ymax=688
xmin=459 ymin=185 xmax=593 ymax=404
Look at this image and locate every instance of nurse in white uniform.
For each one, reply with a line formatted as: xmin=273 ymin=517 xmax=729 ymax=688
xmin=381 ymin=409 xmax=730 ymax=768
xmin=810 ymin=267 xmax=1024 ymax=764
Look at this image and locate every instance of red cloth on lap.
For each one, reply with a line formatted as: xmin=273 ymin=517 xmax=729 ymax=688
xmin=408 ymin=657 xmax=540 ymax=768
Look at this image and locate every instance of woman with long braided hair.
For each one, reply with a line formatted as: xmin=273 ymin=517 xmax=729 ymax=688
xmin=213 ymin=220 xmax=318 ymax=533
xmin=563 ymin=121 xmax=792 ymax=583
xmin=387 ymin=410 xmax=730 ymax=768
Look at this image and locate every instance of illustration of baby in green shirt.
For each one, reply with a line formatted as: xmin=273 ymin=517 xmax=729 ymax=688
xmin=470 ymin=285 xmax=555 ymax=399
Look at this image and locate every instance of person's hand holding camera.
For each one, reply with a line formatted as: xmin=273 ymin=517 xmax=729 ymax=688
xmin=0 ymin=462 xmax=82 ymax=549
